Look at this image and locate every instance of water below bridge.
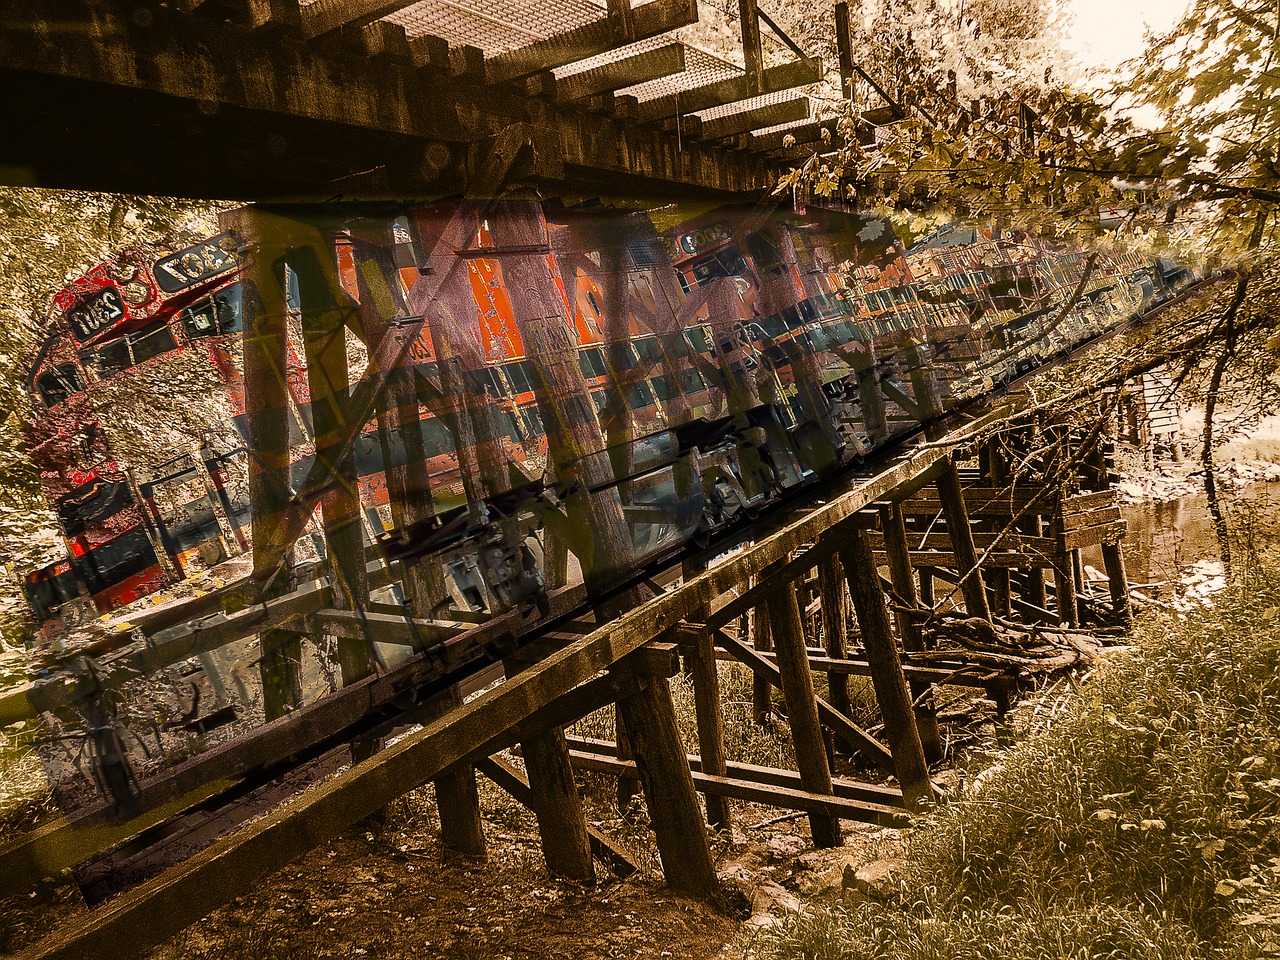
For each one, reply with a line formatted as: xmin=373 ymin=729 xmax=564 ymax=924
xmin=1086 ymin=480 xmax=1280 ymax=590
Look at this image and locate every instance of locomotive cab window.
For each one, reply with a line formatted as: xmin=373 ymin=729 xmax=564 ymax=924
xmin=37 ymin=364 xmax=83 ymax=407
xmin=183 ymin=283 xmax=243 ymax=339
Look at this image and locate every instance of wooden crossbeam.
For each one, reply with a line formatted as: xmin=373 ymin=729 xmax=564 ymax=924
xmin=299 ymin=0 xmax=421 ymax=38
xmin=305 ymin=608 xmax=467 ymax=646
xmin=865 ymin=531 xmax=1060 ymax=555
xmin=526 ymin=42 xmax=686 ymax=101
xmin=565 ymin=735 xmax=905 ymax=806
xmin=566 ymin=750 xmax=908 ymax=826
xmin=638 ymin=57 xmax=822 ymax=124
xmin=688 ymin=95 xmax=809 ymax=141
xmin=485 ymin=0 xmax=699 ymax=85
xmin=736 ymin=117 xmax=840 ymax=152
xmin=709 ymin=647 xmax=1012 ymax=689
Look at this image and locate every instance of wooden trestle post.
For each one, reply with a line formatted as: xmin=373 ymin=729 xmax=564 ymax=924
xmin=291 ymin=238 xmax=373 ymax=687
xmin=878 ymin=503 xmax=943 ymax=763
xmin=1101 ymin=541 xmax=1132 ymax=621
xmin=935 ymin=456 xmax=992 ymax=622
xmin=763 ymin=565 xmax=843 ymax=848
xmin=816 ymin=553 xmax=853 ymax=754
xmin=751 ymin=579 xmax=774 ymax=726
xmin=682 ymin=559 xmax=731 ymax=831
xmin=504 ymin=651 xmax=596 ymax=884
xmin=614 ymin=647 xmax=721 ymax=899
xmin=984 ymin=438 xmax=1013 ymax=617
xmin=231 ymin=208 xmax=304 ymax=720
xmin=837 ymin=528 xmax=934 ymax=812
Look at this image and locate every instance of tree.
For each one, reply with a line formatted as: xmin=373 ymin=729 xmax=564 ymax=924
xmin=784 ymin=0 xmax=1280 ymax=566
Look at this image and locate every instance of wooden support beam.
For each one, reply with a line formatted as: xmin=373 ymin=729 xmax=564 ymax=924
xmin=566 ymin=735 xmax=907 ymax=804
xmin=526 ymin=42 xmax=686 ymax=102
xmin=475 ymin=756 xmax=640 ymax=877
xmin=484 ymin=0 xmax=699 ymax=84
xmin=1101 ymin=542 xmax=1131 ymax=621
xmin=305 ymin=608 xmax=465 ymax=646
xmin=751 ymin=591 xmax=774 ymax=727
xmin=708 ymin=647 xmax=1013 ymax=690
xmin=834 ymin=0 xmax=853 ymax=96
xmin=878 ymin=503 xmax=943 ymax=763
xmin=232 ymin=208 xmax=305 ymax=720
xmin=503 ymin=657 xmax=595 ymax=884
xmin=679 ymin=562 xmax=731 ymax=832
xmin=763 ymin=584 xmax=843 ymax=847
xmin=636 ymin=57 xmax=823 ymax=124
xmin=935 ymin=459 xmax=992 ymax=621
xmin=293 ymin=240 xmax=374 ymax=687
xmin=417 ymin=686 xmax=487 ymax=858
xmin=737 ymin=0 xmax=765 ymax=94
xmin=838 ymin=531 xmax=933 ymax=811
xmin=816 ymin=554 xmax=852 ymax=753
xmin=408 ymin=33 xmax=451 ymax=71
xmin=687 ymin=96 xmax=810 ymax=141
xmin=984 ymin=440 xmax=1014 ymax=618
xmin=613 ymin=651 xmax=720 ymax=899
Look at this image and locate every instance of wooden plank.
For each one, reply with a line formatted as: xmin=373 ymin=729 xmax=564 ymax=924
xmin=637 ymin=57 xmax=822 ymax=124
xmin=1062 ymin=490 xmax=1117 ymax=512
xmin=1061 ymin=520 xmax=1126 ymax=550
xmin=475 ymin=756 xmax=640 ymax=877
xmin=485 ymin=0 xmax=699 ymax=85
xmin=306 ymin=608 xmax=466 ymax=645
xmin=1060 ymin=505 xmax=1122 ymax=531
xmin=527 ymin=42 xmax=685 ymax=102
xmin=690 ymin=96 xmax=809 ymax=141
xmin=737 ymin=117 xmax=841 ymax=152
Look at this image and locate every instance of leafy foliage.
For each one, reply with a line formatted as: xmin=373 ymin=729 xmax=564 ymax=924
xmin=752 ymin=539 xmax=1280 ymax=959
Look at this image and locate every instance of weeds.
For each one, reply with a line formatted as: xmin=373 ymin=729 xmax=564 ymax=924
xmin=751 ymin=551 xmax=1280 ymax=958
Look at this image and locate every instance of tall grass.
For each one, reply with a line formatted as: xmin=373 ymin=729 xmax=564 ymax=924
xmin=752 ymin=559 xmax=1280 ymax=959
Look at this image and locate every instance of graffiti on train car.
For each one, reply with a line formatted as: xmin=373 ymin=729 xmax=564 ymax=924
xmin=16 ymin=198 xmax=1193 ymax=817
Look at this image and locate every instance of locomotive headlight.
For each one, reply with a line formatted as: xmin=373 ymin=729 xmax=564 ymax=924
xmin=121 ymin=280 xmax=153 ymax=305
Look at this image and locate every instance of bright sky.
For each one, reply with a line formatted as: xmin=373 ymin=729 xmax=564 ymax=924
xmin=1064 ymin=0 xmax=1190 ymax=70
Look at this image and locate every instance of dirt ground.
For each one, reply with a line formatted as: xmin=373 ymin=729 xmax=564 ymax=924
xmin=128 ymin=770 xmax=896 ymax=960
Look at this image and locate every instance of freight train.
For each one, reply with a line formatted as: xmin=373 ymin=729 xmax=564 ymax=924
xmin=20 ymin=200 xmax=1188 ymax=639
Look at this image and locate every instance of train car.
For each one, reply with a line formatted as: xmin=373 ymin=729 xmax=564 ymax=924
xmin=19 ymin=201 xmax=1189 ymax=640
